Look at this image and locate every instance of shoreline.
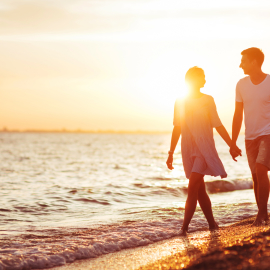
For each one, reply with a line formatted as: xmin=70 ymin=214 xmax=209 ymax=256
xmin=1 ymin=216 xmax=269 ymax=269
xmin=50 ymin=216 xmax=270 ymax=270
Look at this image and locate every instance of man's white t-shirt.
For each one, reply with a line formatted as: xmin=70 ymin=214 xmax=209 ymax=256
xmin=236 ymin=74 xmax=270 ymax=140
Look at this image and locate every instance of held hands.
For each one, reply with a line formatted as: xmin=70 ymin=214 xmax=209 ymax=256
xmin=229 ymin=144 xmax=242 ymax=162
xmin=166 ymin=154 xmax=174 ymax=170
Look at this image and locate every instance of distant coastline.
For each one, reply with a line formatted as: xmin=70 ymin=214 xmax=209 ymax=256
xmin=0 ymin=130 xmax=245 ymax=135
xmin=0 ymin=129 xmax=244 ymax=135
xmin=0 ymin=128 xmax=244 ymax=135
xmin=0 ymin=128 xmax=171 ymax=134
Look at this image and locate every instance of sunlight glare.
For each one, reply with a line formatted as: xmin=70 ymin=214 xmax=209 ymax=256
xmin=128 ymin=48 xmax=221 ymax=112
xmin=178 ymin=84 xmax=188 ymax=99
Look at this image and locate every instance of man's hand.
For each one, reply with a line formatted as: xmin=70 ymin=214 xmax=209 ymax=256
xmin=230 ymin=144 xmax=242 ymax=162
xmin=166 ymin=154 xmax=174 ymax=170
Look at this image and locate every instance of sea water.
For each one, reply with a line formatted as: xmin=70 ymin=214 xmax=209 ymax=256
xmin=0 ymin=133 xmax=261 ymax=269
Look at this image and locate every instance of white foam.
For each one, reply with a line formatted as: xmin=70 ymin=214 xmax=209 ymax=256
xmin=0 ymin=219 xmax=181 ymax=270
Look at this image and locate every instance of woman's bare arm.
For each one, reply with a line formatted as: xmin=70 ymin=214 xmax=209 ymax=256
xmin=166 ymin=126 xmax=181 ymax=170
xmin=215 ymin=125 xmax=232 ymax=146
xmin=215 ymin=125 xmax=242 ymax=161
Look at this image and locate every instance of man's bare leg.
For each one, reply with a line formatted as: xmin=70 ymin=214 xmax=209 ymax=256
xmin=180 ymin=172 xmax=204 ymax=235
xmin=197 ymin=180 xmax=219 ymax=230
xmin=253 ymin=163 xmax=269 ymax=226
xmin=252 ymin=173 xmax=259 ymax=208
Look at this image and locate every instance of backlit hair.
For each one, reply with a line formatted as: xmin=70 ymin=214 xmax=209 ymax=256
xmin=241 ymin=47 xmax=264 ymax=67
xmin=185 ymin=66 xmax=204 ymax=83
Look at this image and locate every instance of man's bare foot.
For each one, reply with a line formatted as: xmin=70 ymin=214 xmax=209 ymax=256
xmin=209 ymin=222 xmax=219 ymax=231
xmin=178 ymin=228 xmax=187 ymax=236
xmin=264 ymin=214 xmax=269 ymax=224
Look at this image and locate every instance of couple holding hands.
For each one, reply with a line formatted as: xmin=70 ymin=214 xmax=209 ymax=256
xmin=166 ymin=47 xmax=270 ymax=235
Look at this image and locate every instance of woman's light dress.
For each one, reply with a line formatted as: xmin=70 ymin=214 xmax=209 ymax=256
xmin=173 ymin=94 xmax=227 ymax=179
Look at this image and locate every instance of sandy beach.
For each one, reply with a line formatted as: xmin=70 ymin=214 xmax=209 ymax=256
xmin=140 ymin=217 xmax=270 ymax=270
xmin=49 ymin=216 xmax=270 ymax=270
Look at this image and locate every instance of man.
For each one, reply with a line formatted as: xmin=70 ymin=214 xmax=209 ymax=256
xmin=230 ymin=47 xmax=270 ymax=225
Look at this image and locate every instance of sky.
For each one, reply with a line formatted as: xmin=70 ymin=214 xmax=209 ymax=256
xmin=1 ymin=0 xmax=270 ymax=132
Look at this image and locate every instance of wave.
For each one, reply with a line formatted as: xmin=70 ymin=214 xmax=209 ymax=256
xmin=74 ymin=198 xmax=110 ymax=205
xmin=205 ymin=179 xmax=253 ymax=193
xmin=0 ymin=219 xmax=180 ymax=270
xmin=133 ymin=179 xmax=253 ymax=197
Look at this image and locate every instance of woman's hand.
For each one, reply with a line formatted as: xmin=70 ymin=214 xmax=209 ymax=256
xmin=167 ymin=126 xmax=181 ymax=170
xmin=166 ymin=154 xmax=174 ymax=170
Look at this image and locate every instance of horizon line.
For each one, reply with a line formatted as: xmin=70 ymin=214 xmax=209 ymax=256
xmin=0 ymin=129 xmax=243 ymax=135
xmin=0 ymin=129 xmax=171 ymax=134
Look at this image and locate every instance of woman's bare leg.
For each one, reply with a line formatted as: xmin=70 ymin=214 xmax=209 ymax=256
xmin=197 ymin=180 xmax=218 ymax=229
xmin=181 ymin=172 xmax=204 ymax=233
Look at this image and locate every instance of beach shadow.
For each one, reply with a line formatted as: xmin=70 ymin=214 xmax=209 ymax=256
xmin=179 ymin=230 xmax=223 ymax=269
xmin=179 ymin=229 xmax=223 ymax=266
xmin=206 ymin=230 xmax=223 ymax=252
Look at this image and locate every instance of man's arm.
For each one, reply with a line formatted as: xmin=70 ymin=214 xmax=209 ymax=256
xmin=232 ymin=102 xmax=243 ymax=144
xmin=230 ymin=101 xmax=244 ymax=159
xmin=166 ymin=126 xmax=181 ymax=170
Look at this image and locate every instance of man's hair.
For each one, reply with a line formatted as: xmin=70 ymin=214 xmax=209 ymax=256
xmin=241 ymin=47 xmax=264 ymax=67
xmin=185 ymin=66 xmax=204 ymax=83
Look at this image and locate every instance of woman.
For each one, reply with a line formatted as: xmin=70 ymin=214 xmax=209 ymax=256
xmin=166 ymin=66 xmax=241 ymax=235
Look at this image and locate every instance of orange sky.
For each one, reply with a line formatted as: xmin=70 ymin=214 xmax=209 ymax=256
xmin=1 ymin=0 xmax=270 ymax=131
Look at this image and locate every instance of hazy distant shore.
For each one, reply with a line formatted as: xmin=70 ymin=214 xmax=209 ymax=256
xmin=0 ymin=129 xmax=171 ymax=134
xmin=0 ymin=130 xmax=244 ymax=135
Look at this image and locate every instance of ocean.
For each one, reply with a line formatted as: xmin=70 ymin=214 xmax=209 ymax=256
xmin=0 ymin=132 xmax=262 ymax=269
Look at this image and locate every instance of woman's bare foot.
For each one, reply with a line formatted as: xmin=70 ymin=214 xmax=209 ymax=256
xmin=209 ymin=221 xmax=219 ymax=231
xmin=252 ymin=213 xmax=268 ymax=226
xmin=252 ymin=218 xmax=265 ymax=226
xmin=178 ymin=228 xmax=188 ymax=236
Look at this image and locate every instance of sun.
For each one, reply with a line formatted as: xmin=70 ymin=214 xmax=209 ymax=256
xmin=178 ymin=84 xmax=189 ymax=98
xmin=125 ymin=47 xmax=222 ymax=116
xmin=129 ymin=49 xmax=194 ymax=104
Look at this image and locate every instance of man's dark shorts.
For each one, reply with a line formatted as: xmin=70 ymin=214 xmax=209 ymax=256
xmin=245 ymin=134 xmax=270 ymax=174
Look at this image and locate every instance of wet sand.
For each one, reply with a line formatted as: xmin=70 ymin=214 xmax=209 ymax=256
xmin=52 ymin=217 xmax=270 ymax=270
xmin=140 ymin=217 xmax=270 ymax=270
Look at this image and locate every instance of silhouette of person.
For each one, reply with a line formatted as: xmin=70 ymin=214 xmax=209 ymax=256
xmin=166 ymin=67 xmax=241 ymax=235
xmin=230 ymin=47 xmax=270 ymax=226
